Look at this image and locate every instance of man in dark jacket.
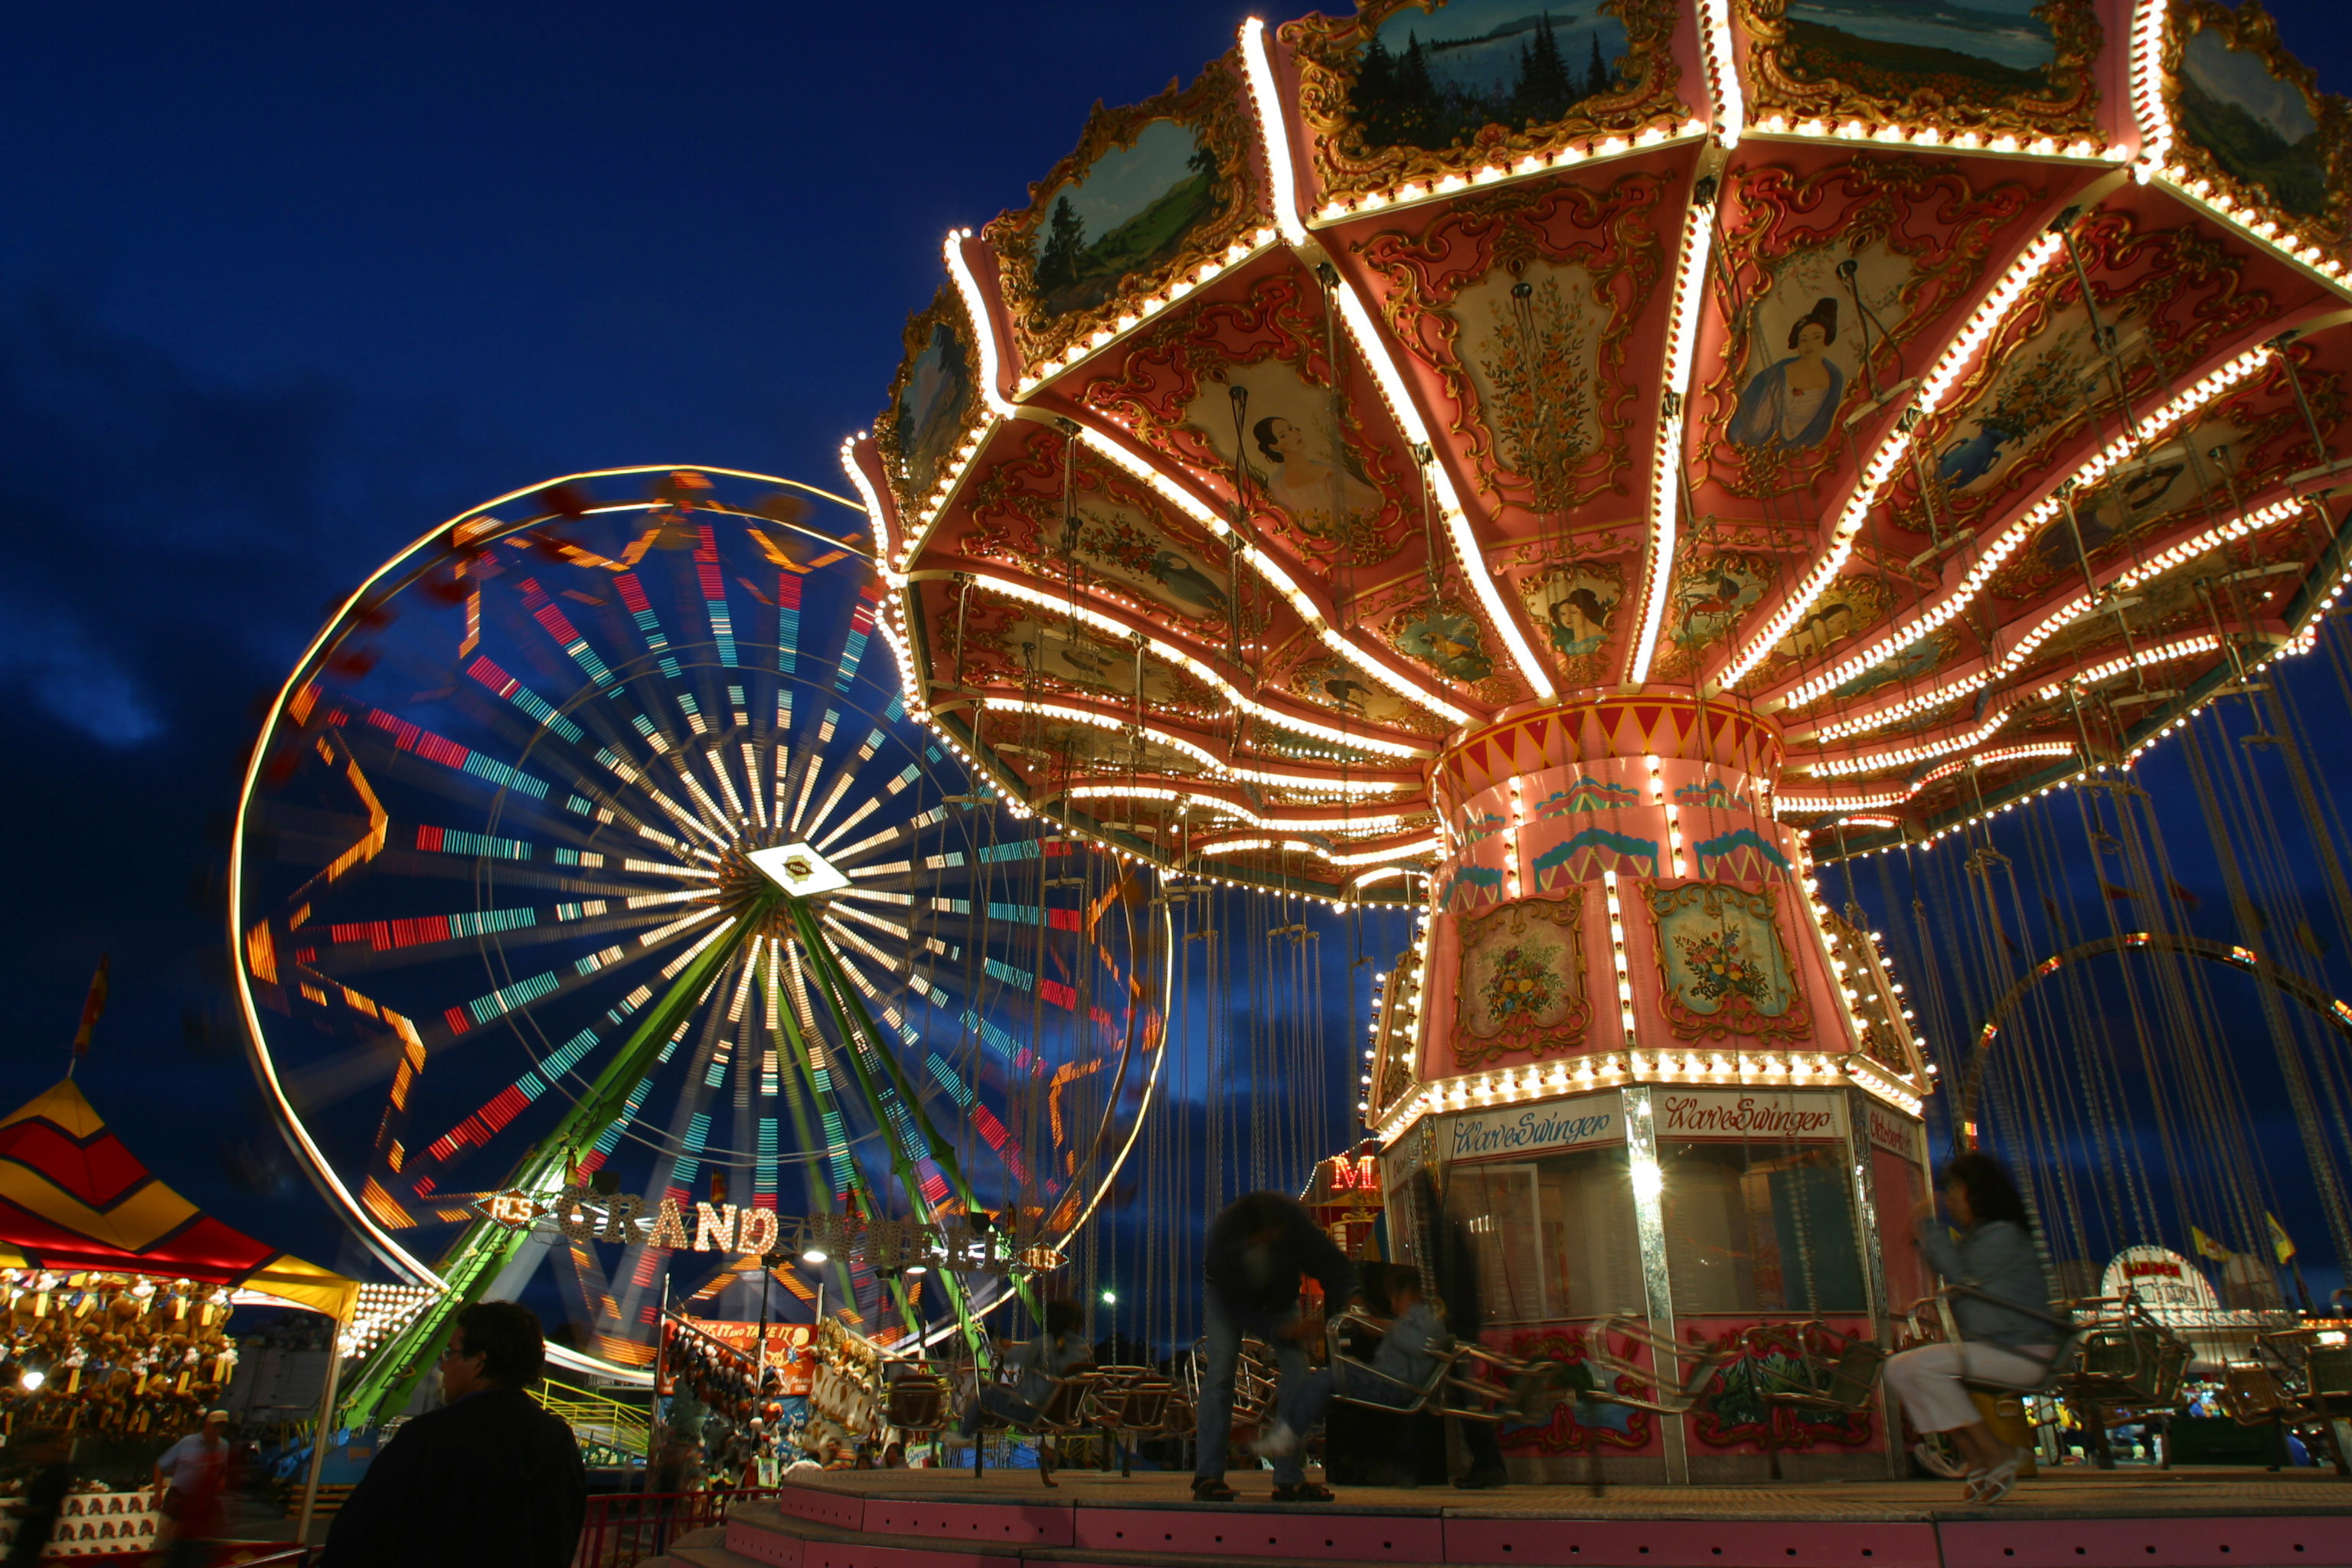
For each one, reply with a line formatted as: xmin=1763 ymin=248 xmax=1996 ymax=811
xmin=1192 ymin=1191 xmax=1357 ymax=1501
xmin=319 ymin=1301 xmax=586 ymax=1567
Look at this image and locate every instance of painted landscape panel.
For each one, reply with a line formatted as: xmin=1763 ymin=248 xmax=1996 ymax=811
xmin=2179 ymin=28 xmax=2327 ymax=218
xmin=1781 ymin=0 xmax=2055 ymax=103
xmin=1348 ymin=0 xmax=1632 ymax=152
xmin=1032 ymin=118 xmax=1222 ymax=321
xmin=893 ymin=321 xmax=975 ymax=503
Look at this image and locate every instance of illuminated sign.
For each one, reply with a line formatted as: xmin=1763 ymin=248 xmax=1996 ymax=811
xmin=746 ymin=842 xmax=851 ymax=897
xmin=475 ymin=1182 xmax=1063 ymax=1275
xmin=1658 ymin=1090 xmax=1844 ymax=1142
xmin=1440 ymin=1096 xmax=1621 ymax=1163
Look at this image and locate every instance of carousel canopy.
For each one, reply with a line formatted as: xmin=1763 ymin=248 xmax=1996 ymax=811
xmin=846 ymin=0 xmax=2352 ymax=894
xmin=0 ymin=1080 xmax=355 ymax=1319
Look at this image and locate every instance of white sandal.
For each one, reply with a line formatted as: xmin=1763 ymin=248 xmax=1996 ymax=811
xmin=1968 ymin=1452 xmax=2024 ymax=1504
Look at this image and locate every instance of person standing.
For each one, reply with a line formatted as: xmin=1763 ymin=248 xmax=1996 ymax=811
xmin=152 ymin=1410 xmax=230 ymax=1567
xmin=1193 ymin=1191 xmax=1357 ymax=1502
xmin=6 ymin=1429 xmax=74 ymax=1567
xmin=1413 ymin=1174 xmax=1511 ymax=1489
xmin=318 ymin=1301 xmax=587 ymax=1566
xmin=1881 ymin=1152 xmax=2060 ymax=1504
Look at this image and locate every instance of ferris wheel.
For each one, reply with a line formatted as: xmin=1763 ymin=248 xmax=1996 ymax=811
xmin=230 ymin=466 xmax=1166 ymax=1415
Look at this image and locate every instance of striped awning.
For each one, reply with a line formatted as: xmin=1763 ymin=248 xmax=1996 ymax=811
xmin=0 ymin=1080 xmax=356 ymax=1318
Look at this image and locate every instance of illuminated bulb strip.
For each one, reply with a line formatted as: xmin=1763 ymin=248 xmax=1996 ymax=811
xmin=1315 ymin=123 xmax=1705 ymax=225
xmin=1072 ymin=426 xmax=1470 ymax=724
xmin=1194 ymin=838 xmax=1272 ymax=858
xmin=1808 ymin=876 xmax=1874 ymax=1057
xmin=1802 ymin=708 xmax=2014 ymax=778
xmin=972 ymin=694 xmax=1225 ymax=772
xmin=1747 ymin=116 xmax=2110 ymax=162
xmin=1965 ymin=499 xmax=2301 ymax=688
xmin=1240 ymin=18 xmax=1308 ymax=247
xmin=1810 ymin=671 xmax=1990 ymax=741
xmin=1214 ymin=764 xmax=1408 ymax=796
xmin=1723 ymin=230 xmax=2067 ymax=689
xmin=1287 ymin=836 xmax=1440 ymax=867
xmin=1375 ymin=1044 xmax=1900 ymax=1144
xmin=962 ymin=570 xmax=1429 ymax=758
xmin=841 ymin=438 xmax=897 ymax=566
xmin=1972 ymin=741 xmax=2078 ymax=768
xmin=1328 ymin=279 xmax=1555 ymax=699
xmin=1628 ymin=196 xmax=1716 ymax=684
xmin=1696 ymin=0 xmax=1745 ymax=147
xmin=2128 ymin=0 xmax=2173 ymax=181
xmin=1351 ymin=864 xmax=1413 ymax=888
xmin=967 ymin=694 xmax=1411 ymax=798
xmin=1505 ymin=777 xmax=1524 ymax=898
xmin=1777 ymin=787 xmax=1913 ymax=813
xmin=1784 ymin=734 xmax=2079 ymax=815
xmin=2156 ymin=165 xmax=2348 ymax=280
xmin=1018 ymin=230 xmax=1284 ymax=388
xmin=1784 ymin=341 xmax=2275 ymax=707
xmin=2033 ymin=633 xmax=2220 ymax=701
xmin=1061 ymin=782 xmax=1414 ymax=834
xmin=1664 ymin=802 xmax=1687 ymax=875
xmin=944 ymin=230 xmax=1021 ymax=423
xmin=1603 ymin=870 xmax=1636 ymax=1041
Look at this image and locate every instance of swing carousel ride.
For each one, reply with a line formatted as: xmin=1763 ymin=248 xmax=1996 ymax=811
xmin=223 ymin=0 xmax=2352 ymax=1488
xmin=829 ymin=0 xmax=2352 ymax=1480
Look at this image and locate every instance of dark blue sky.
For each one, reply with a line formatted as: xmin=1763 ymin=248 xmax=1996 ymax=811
xmin=3 ymin=1 xmax=2347 ymax=1290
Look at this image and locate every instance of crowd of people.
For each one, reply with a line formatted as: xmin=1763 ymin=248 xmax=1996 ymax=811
xmin=15 ymin=1150 xmax=2319 ymax=1557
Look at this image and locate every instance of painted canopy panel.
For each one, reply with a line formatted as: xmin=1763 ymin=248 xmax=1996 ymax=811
xmin=856 ymin=0 xmax=2352 ymax=890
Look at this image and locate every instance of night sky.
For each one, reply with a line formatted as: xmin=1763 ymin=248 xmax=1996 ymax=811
xmin=5 ymin=2 xmax=2350 ymax=1300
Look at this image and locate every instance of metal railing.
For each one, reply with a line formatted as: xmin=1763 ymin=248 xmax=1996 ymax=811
xmin=533 ymin=1382 xmax=652 ymax=1463
xmin=572 ymin=1487 xmax=774 ymax=1567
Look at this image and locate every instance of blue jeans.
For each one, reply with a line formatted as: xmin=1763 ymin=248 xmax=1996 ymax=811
xmin=961 ymin=1385 xmax=1040 ymax=1436
xmin=1194 ymin=1296 xmax=1330 ymax=1485
xmin=1332 ymin=1357 xmax=1419 ymax=1410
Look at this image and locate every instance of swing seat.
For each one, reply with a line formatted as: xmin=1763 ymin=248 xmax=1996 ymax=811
xmin=966 ymin=1370 xmax=1102 ymax=1488
xmin=1747 ymin=1321 xmax=1886 ymax=1481
xmin=1574 ymin=1312 xmax=1740 ymax=1416
xmin=882 ymin=1364 xmax=955 ymax=1436
xmin=1086 ymin=1366 xmax=1178 ymax=1476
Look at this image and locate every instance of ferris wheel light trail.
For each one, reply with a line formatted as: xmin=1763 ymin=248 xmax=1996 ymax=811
xmin=236 ymin=467 xmax=1169 ymax=1423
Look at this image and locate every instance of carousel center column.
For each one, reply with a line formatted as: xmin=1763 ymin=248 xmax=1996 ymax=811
xmin=1387 ymin=691 xmax=1927 ymax=1484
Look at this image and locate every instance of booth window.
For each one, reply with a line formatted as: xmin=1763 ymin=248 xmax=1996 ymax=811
xmin=1439 ymin=1149 xmax=1643 ymax=1324
xmin=1661 ymin=1142 xmax=1865 ymax=1315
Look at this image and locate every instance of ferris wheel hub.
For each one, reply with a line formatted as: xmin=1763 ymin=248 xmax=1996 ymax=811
xmin=746 ymin=842 xmax=851 ymax=899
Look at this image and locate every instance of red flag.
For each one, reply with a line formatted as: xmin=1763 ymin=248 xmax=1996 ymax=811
xmin=2167 ymin=880 xmax=2202 ymax=909
xmin=70 ymin=956 xmax=109 ymax=1056
xmin=2100 ymin=882 xmax=2141 ymax=901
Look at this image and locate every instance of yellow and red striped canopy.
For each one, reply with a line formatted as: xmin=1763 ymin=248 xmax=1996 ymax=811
xmin=0 ymin=1080 xmax=355 ymax=1318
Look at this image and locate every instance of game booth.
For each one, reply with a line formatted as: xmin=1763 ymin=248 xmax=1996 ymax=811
xmin=0 ymin=1080 xmax=359 ymax=1558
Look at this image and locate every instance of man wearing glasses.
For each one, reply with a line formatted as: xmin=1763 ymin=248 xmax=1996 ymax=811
xmin=319 ymin=1301 xmax=586 ymax=1566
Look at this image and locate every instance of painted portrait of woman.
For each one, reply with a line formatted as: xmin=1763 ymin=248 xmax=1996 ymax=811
xmin=1253 ymin=415 xmax=1385 ymax=534
xmin=1728 ymin=297 xmax=1846 ymax=450
xmin=1544 ymin=586 xmax=1612 ymax=657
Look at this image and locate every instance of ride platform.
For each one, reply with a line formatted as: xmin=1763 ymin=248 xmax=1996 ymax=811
xmin=642 ymin=1466 xmax=2352 ymax=1568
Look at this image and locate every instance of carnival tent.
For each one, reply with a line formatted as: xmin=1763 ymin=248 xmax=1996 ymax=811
xmin=0 ymin=1079 xmax=355 ymax=1321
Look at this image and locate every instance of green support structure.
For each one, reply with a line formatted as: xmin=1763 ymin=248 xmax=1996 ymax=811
xmin=338 ymin=902 xmax=765 ymax=1428
xmin=338 ymin=881 xmax=1044 ymax=1426
xmin=786 ymin=903 xmax=1031 ymax=1357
